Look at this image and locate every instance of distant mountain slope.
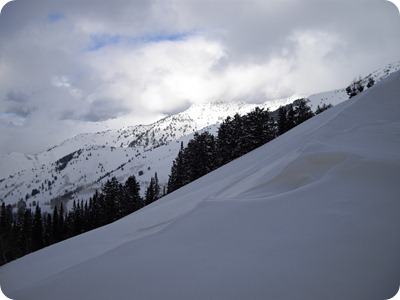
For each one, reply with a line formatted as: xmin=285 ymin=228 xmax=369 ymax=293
xmin=0 ymin=61 xmax=399 ymax=212
xmin=1 ymin=69 xmax=399 ymax=300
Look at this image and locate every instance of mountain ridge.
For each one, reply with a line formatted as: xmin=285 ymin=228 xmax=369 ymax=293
xmin=0 ymin=61 xmax=399 ymax=213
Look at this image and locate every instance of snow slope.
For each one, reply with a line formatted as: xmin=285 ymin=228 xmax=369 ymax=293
xmin=1 ymin=70 xmax=400 ymax=300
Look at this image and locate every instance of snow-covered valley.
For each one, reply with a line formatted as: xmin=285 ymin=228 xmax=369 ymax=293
xmin=0 ymin=67 xmax=399 ymax=299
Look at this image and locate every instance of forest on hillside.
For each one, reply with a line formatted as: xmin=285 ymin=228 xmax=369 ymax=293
xmin=0 ymin=98 xmax=332 ymax=266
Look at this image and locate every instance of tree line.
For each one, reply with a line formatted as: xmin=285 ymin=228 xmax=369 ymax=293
xmin=0 ymin=98 xmax=330 ymax=266
xmin=0 ymin=173 xmax=165 ymax=266
xmin=346 ymin=76 xmax=375 ymax=99
xmin=168 ymin=99 xmax=330 ymax=193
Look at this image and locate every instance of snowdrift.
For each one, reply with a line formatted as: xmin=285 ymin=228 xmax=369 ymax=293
xmin=1 ymin=71 xmax=400 ymax=300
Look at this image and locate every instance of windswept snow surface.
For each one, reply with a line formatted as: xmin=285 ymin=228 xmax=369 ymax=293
xmin=1 ymin=71 xmax=400 ymax=300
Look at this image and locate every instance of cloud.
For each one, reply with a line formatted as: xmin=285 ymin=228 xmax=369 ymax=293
xmin=5 ymin=90 xmax=27 ymax=103
xmin=0 ymin=0 xmax=399 ymax=154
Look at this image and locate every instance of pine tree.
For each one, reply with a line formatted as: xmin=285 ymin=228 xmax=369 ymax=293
xmin=230 ymin=114 xmax=245 ymax=159
xmin=82 ymin=201 xmax=89 ymax=232
xmin=0 ymin=202 xmax=13 ymax=265
xmin=145 ymin=177 xmax=156 ymax=205
xmin=167 ymin=142 xmax=187 ymax=193
xmin=89 ymin=190 xmax=101 ymax=229
xmin=216 ymin=116 xmax=234 ymax=166
xmin=0 ymin=202 xmax=6 ymax=230
xmin=72 ymin=200 xmax=83 ymax=235
xmin=286 ymin=104 xmax=296 ymax=131
xmin=217 ymin=114 xmax=244 ymax=163
xmin=154 ymin=172 xmax=160 ymax=200
xmin=101 ymin=177 xmax=121 ymax=223
xmin=277 ymin=106 xmax=287 ymax=135
xmin=20 ymin=209 xmax=33 ymax=255
xmin=346 ymin=77 xmax=364 ymax=98
xmin=0 ymin=202 xmax=7 ymax=264
xmin=242 ymin=107 xmax=276 ymax=151
xmin=123 ymin=175 xmax=142 ymax=213
xmin=59 ymin=203 xmax=65 ymax=240
xmin=52 ymin=204 xmax=60 ymax=243
xmin=31 ymin=204 xmax=44 ymax=251
xmin=184 ymin=131 xmax=217 ymax=182
xmin=43 ymin=213 xmax=52 ymax=247
xmin=315 ymin=103 xmax=333 ymax=115
xmin=294 ymin=99 xmax=314 ymax=125
xmin=168 ymin=132 xmax=217 ymax=193
xmin=367 ymin=77 xmax=375 ymax=88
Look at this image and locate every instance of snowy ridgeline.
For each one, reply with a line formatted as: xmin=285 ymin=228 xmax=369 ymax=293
xmin=0 ymin=94 xmax=325 ymax=212
xmin=0 ymin=70 xmax=399 ymax=299
xmin=1 ymin=61 xmax=399 ymax=214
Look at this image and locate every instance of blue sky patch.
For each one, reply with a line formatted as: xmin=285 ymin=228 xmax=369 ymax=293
xmin=47 ymin=12 xmax=65 ymax=23
xmin=1 ymin=112 xmax=27 ymax=126
xmin=88 ymin=34 xmax=122 ymax=51
xmin=87 ymin=31 xmax=195 ymax=51
xmin=139 ymin=31 xmax=193 ymax=43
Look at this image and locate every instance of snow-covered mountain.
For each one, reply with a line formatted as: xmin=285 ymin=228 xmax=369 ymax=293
xmin=0 ymin=101 xmax=280 ymax=212
xmin=1 ymin=66 xmax=399 ymax=300
xmin=0 ymin=62 xmax=399 ymax=213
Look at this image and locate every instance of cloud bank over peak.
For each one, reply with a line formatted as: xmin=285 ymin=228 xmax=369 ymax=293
xmin=0 ymin=0 xmax=399 ymax=154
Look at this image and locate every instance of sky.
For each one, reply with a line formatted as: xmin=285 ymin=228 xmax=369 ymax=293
xmin=0 ymin=0 xmax=399 ymax=155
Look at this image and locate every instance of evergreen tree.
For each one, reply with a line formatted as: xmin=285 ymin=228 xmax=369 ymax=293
xmin=286 ymin=104 xmax=296 ymax=131
xmin=116 ymin=183 xmax=124 ymax=219
xmin=294 ymin=99 xmax=314 ymax=125
xmin=0 ymin=203 xmax=7 ymax=264
xmin=88 ymin=190 xmax=101 ymax=229
xmin=83 ymin=201 xmax=89 ymax=231
xmin=346 ymin=77 xmax=364 ymax=98
xmin=31 ymin=204 xmax=44 ymax=251
xmin=277 ymin=106 xmax=287 ymax=135
xmin=168 ymin=132 xmax=217 ymax=193
xmin=59 ymin=203 xmax=65 ymax=240
xmin=367 ymin=77 xmax=375 ymax=88
xmin=0 ymin=202 xmax=13 ymax=265
xmin=19 ymin=209 xmax=33 ymax=255
xmin=52 ymin=204 xmax=60 ymax=242
xmin=216 ymin=116 xmax=235 ymax=166
xmin=123 ymin=175 xmax=142 ymax=213
xmin=145 ymin=177 xmax=156 ymax=205
xmin=101 ymin=177 xmax=121 ymax=223
xmin=229 ymin=114 xmax=245 ymax=159
xmin=185 ymin=131 xmax=217 ymax=182
xmin=145 ymin=173 xmax=161 ymax=205
xmin=0 ymin=202 xmax=7 ymax=230
xmin=315 ymin=103 xmax=333 ymax=115
xmin=16 ymin=199 xmax=26 ymax=223
xmin=241 ymin=107 xmax=276 ymax=152
xmin=43 ymin=213 xmax=52 ymax=247
xmin=71 ymin=200 xmax=83 ymax=235
xmin=167 ymin=142 xmax=187 ymax=193
xmin=154 ymin=172 xmax=160 ymax=200
xmin=217 ymin=114 xmax=245 ymax=163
